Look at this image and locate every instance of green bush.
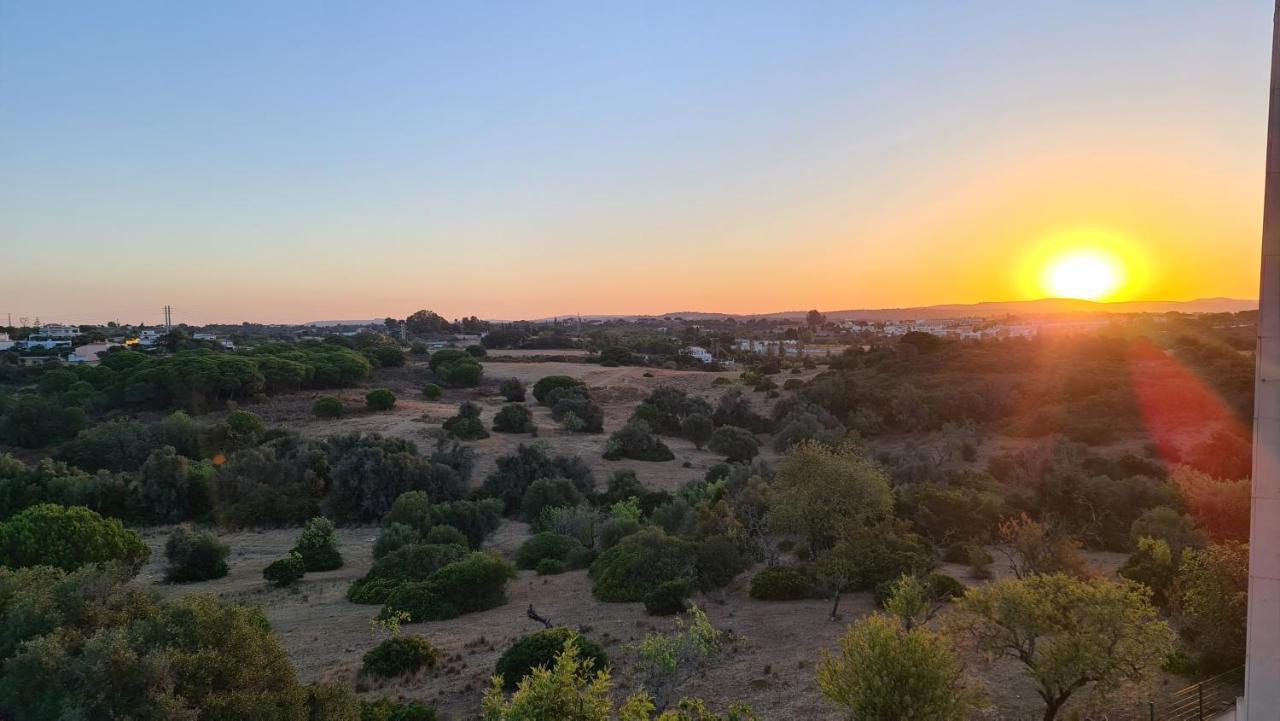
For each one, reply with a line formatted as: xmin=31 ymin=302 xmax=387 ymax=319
xmin=164 ymin=524 xmax=230 ymax=582
xmin=516 ymin=532 xmax=587 ymax=570
xmin=589 ymin=528 xmax=694 ymax=602
xmin=293 ymin=516 xmax=343 ymax=571
xmin=313 ymin=396 xmax=345 ymax=419
xmin=428 ymin=498 xmax=504 ymax=548
xmin=533 ymin=375 xmax=584 ymax=404
xmin=350 ymin=542 xmax=471 ymax=603
xmin=366 ymin=389 xmax=397 ymax=411
xmin=749 ymin=565 xmax=814 ymax=600
xmin=361 ymin=635 xmax=441 ymax=679
xmin=644 ymin=579 xmax=691 ymax=616
xmin=602 ymin=419 xmax=674 ymax=462
xmin=466 ymin=345 xmax=487 ymax=358
xmin=521 ymin=478 xmax=585 ymax=523
xmin=264 ymin=553 xmax=306 ymax=587
xmin=536 ymin=558 xmax=568 ymax=575
xmin=493 ymin=404 xmax=535 ymax=433
xmin=681 ymin=413 xmax=714 ymax=449
xmin=381 ymin=552 xmax=515 ymax=622
xmin=494 ymin=628 xmax=609 ymax=690
xmin=421 ymin=384 xmax=443 ymax=400
xmin=374 ymin=523 xmax=422 ymax=560
xmin=0 ymin=503 xmax=149 ymax=571
xmin=482 ymin=444 xmax=596 ymax=515
xmin=693 ymin=534 xmax=754 ymax=591
xmin=443 ymin=402 xmax=489 ymax=440
xmin=422 ymin=524 xmax=468 ymax=547
xmin=387 ymin=491 xmax=432 ymax=531
xmin=708 ymin=425 xmax=759 ymax=462
xmin=499 ymin=378 xmax=526 ymax=402
xmin=360 ymin=698 xmax=438 ymax=721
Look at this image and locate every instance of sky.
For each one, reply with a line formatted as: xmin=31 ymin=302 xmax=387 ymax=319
xmin=0 ymin=1 xmax=1273 ymax=325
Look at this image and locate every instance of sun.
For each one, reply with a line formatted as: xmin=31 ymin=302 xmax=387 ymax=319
xmin=1042 ymin=249 xmax=1125 ymax=301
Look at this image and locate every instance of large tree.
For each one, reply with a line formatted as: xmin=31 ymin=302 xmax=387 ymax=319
xmin=768 ymin=440 xmax=893 ymax=555
xmin=405 ymin=309 xmax=452 ymax=336
xmin=955 ymin=574 xmax=1174 ymax=721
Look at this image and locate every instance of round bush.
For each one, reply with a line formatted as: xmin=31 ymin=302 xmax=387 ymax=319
xmin=387 ymin=491 xmax=432 ymax=531
xmin=293 ymin=516 xmax=343 ymax=571
xmin=366 ymin=388 xmax=397 ymax=411
xmin=374 ymin=523 xmax=422 ymax=560
xmin=164 ymin=524 xmax=230 ymax=583
xmin=516 ymin=532 xmax=586 ymax=570
xmin=644 ymin=580 xmax=691 ymax=616
xmin=361 ymin=635 xmax=441 ymax=679
xmin=466 ymin=345 xmax=487 ymax=358
xmin=493 ymin=404 xmax=535 ymax=434
xmin=536 ymin=558 xmax=568 ymax=575
xmin=708 ymin=425 xmax=759 ymax=462
xmin=533 ymin=375 xmax=584 ymax=404
xmin=499 ymin=378 xmax=526 ymax=402
xmin=494 ymin=628 xmax=609 ymax=690
xmin=589 ymin=528 xmax=695 ymax=602
xmin=359 ymin=699 xmax=437 ymax=721
xmin=749 ymin=565 xmax=814 ymax=601
xmin=421 ymin=383 xmax=443 ymax=400
xmin=520 ymin=478 xmax=585 ymax=523
xmin=380 ymin=552 xmax=515 ymax=622
xmin=598 ymin=517 xmax=642 ymax=550
xmin=264 ymin=553 xmax=306 ymax=587
xmin=422 ymin=524 xmax=468 ymax=547
xmin=0 ymin=503 xmax=150 ymax=572
xmin=312 ymin=396 xmax=345 ymax=419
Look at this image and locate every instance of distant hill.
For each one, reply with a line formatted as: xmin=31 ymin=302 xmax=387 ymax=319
xmin=302 ymin=319 xmax=384 ymax=327
xmin=644 ymin=297 xmax=1258 ymax=322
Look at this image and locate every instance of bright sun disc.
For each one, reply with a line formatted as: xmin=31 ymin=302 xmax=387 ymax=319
xmin=1042 ymin=250 xmax=1125 ymax=301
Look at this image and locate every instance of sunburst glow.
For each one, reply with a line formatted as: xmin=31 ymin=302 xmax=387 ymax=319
xmin=1042 ymin=250 xmax=1125 ymax=301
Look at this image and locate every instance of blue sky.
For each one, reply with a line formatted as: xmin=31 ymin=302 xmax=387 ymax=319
xmin=0 ymin=1 xmax=1271 ymax=323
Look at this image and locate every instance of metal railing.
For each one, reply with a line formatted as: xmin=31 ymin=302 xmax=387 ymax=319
xmin=1147 ymin=666 xmax=1244 ymax=721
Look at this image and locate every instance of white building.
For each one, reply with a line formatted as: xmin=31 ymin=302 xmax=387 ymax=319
xmin=683 ymin=346 xmax=714 ymax=363
xmin=38 ymin=323 xmax=80 ymax=339
xmin=67 ymin=342 xmax=118 ymax=365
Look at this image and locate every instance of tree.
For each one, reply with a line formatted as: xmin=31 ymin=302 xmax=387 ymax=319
xmin=499 ymin=378 xmax=526 ymax=402
xmin=293 ymin=516 xmax=343 ymax=571
xmin=0 ymin=503 xmax=149 ymax=571
xmin=997 ymin=514 xmax=1090 ymax=579
xmin=313 ymin=396 xmax=345 ymax=418
xmin=533 ymin=375 xmax=584 ymax=404
xmin=405 ymin=309 xmax=451 ymax=335
xmin=818 ymin=613 xmax=979 ymax=721
xmin=604 ymin=420 xmax=675 ymax=462
xmin=768 ymin=441 xmax=893 ymax=555
xmin=493 ymin=404 xmax=535 ymax=434
xmin=806 ymin=309 xmax=825 ymax=327
xmin=956 ymin=574 xmax=1175 ymax=721
xmin=495 ymin=628 xmax=609 ymax=690
xmin=707 ymin=426 xmax=758 ymax=462
xmin=627 ymin=606 xmax=728 ymax=711
xmin=1177 ymin=542 xmax=1248 ymax=670
xmin=681 ymin=414 xmax=714 ymax=450
xmin=1117 ymin=537 xmax=1176 ymax=608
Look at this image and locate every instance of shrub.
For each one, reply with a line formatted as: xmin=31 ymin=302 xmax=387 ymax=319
xmin=536 ymin=558 xmax=568 ymax=575
xmin=313 ymin=396 xmax=345 ymax=419
xmin=483 ymin=445 xmax=595 ymax=514
xmin=493 ymin=404 xmax=535 ymax=434
xmin=443 ymin=402 xmax=489 ymax=440
xmin=381 ymin=552 xmax=515 ymax=622
xmin=521 ymin=478 xmax=585 ymax=523
xmin=516 ymin=532 xmax=587 ymax=570
xmin=499 ymin=378 xmax=526 ymax=402
xmin=374 ymin=523 xmax=421 ymax=560
xmin=644 ymin=580 xmax=691 ymax=616
xmin=264 ymin=552 xmax=306 ymax=587
xmin=533 ymin=375 xmax=584 ymax=404
xmin=359 ymin=699 xmax=438 ymax=721
xmin=749 ymin=565 xmax=815 ymax=600
xmin=387 ymin=491 xmax=432 ymax=531
xmin=681 ymin=413 xmax=714 ymax=449
xmin=440 ymin=359 xmax=483 ymax=387
xmin=548 ymin=387 xmax=604 ymax=433
xmin=0 ymin=503 xmax=149 ymax=571
xmin=366 ymin=389 xmax=397 ymax=411
xmin=361 ymin=635 xmax=441 ymax=679
xmin=428 ymin=498 xmax=504 ymax=547
xmin=783 ymin=378 xmax=804 ymax=390
xmin=164 ymin=524 xmax=230 ymax=582
xmin=494 ymin=628 xmax=609 ymax=690
xmin=358 ymin=543 xmax=470 ymax=589
xmin=294 ymin=516 xmax=343 ymax=571
xmin=693 ymin=534 xmax=754 ymax=591
xmin=598 ymin=516 xmax=643 ymax=550
xmin=422 ymin=524 xmax=468 ymax=547
xmin=589 ymin=528 xmax=695 ymax=602
xmin=603 ymin=420 xmax=674 ymax=462
xmin=421 ymin=384 xmax=443 ymax=400
xmin=466 ymin=345 xmax=488 ymax=358
xmin=708 ymin=426 xmax=759 ymax=462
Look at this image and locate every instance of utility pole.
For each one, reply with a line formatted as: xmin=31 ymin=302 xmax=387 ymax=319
xmin=1242 ymin=2 xmax=1280 ymax=718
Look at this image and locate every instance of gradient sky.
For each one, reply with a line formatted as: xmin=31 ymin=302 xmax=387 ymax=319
xmin=0 ymin=1 xmax=1272 ymax=324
